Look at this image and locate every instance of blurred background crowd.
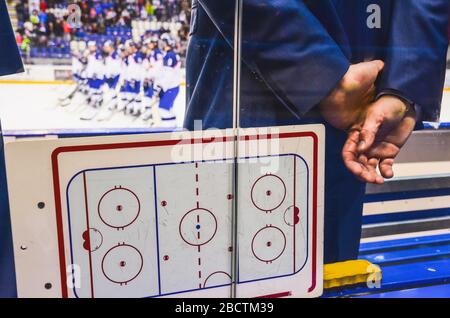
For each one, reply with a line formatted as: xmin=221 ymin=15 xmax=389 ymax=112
xmin=8 ymin=0 xmax=191 ymax=63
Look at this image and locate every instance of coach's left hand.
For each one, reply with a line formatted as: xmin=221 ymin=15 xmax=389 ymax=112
xmin=342 ymin=95 xmax=417 ymax=184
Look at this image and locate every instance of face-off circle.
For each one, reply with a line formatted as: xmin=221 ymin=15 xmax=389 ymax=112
xmin=98 ymin=187 xmax=140 ymax=229
xmin=284 ymin=205 xmax=301 ymax=227
xmin=101 ymin=244 xmax=143 ymax=285
xmin=251 ymin=226 xmax=286 ymax=263
xmin=179 ymin=208 xmax=217 ymax=247
xmin=203 ymin=271 xmax=232 ymax=288
xmin=82 ymin=228 xmax=103 ymax=252
xmin=251 ymin=174 xmax=286 ymax=212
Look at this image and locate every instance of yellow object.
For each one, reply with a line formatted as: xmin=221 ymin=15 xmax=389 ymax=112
xmin=324 ymin=260 xmax=382 ymax=289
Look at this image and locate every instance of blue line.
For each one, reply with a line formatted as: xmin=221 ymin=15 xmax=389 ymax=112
xmin=66 ymin=173 xmax=81 ymax=298
xmin=3 ymin=122 xmax=447 ymax=139
xmin=3 ymin=128 xmax=180 ymax=138
xmin=2 ymin=123 xmax=449 ymax=138
xmin=153 ymin=166 xmax=162 ymax=295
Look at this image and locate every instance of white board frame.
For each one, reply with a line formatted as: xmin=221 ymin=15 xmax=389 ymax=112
xmin=4 ymin=125 xmax=325 ymax=298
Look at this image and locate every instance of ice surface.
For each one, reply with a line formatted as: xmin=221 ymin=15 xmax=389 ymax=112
xmin=0 ymin=83 xmax=186 ymax=131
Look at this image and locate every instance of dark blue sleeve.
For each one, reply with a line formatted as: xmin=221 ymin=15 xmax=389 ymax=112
xmin=0 ymin=0 xmax=24 ymax=76
xmin=378 ymin=0 xmax=449 ymax=122
xmin=0 ymin=0 xmax=23 ymax=297
xmin=199 ymin=0 xmax=350 ymax=117
xmin=0 ymin=122 xmax=16 ymax=298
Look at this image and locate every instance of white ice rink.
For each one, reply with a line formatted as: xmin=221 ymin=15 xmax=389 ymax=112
xmin=0 ymin=83 xmax=187 ymax=131
xmin=0 ymin=82 xmax=449 ymax=132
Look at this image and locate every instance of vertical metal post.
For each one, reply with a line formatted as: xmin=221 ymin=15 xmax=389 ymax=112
xmin=230 ymin=0 xmax=243 ymax=299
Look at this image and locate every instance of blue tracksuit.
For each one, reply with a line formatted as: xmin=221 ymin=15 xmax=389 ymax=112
xmin=184 ymin=0 xmax=449 ymax=263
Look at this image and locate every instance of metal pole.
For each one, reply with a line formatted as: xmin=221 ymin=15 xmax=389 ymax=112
xmin=230 ymin=0 xmax=243 ymax=299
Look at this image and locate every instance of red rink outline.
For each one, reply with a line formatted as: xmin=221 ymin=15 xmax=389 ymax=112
xmin=51 ymin=131 xmax=319 ymax=298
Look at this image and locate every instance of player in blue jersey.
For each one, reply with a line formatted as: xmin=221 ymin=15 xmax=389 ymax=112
xmin=124 ymin=41 xmax=146 ymax=117
xmin=141 ymin=36 xmax=165 ymax=123
xmin=58 ymin=45 xmax=89 ymax=107
xmin=95 ymin=40 xmax=123 ymax=121
xmin=114 ymin=41 xmax=142 ymax=116
xmin=80 ymin=41 xmax=106 ymax=120
xmin=151 ymin=35 xmax=181 ymax=127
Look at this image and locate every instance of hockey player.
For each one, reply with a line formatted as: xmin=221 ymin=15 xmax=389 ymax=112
xmin=140 ymin=36 xmax=164 ymax=123
xmin=128 ymin=40 xmax=146 ymax=117
xmin=96 ymin=43 xmax=129 ymax=121
xmin=58 ymin=44 xmax=88 ymax=107
xmin=95 ymin=40 xmax=122 ymax=121
xmin=117 ymin=40 xmax=145 ymax=117
xmin=103 ymin=40 xmax=122 ymax=96
xmin=152 ymin=35 xmax=182 ymax=127
xmin=80 ymin=41 xmax=106 ymax=120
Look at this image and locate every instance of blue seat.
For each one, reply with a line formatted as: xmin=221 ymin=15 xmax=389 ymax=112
xmin=323 ymin=233 xmax=450 ymax=298
xmin=30 ymin=48 xmax=38 ymax=58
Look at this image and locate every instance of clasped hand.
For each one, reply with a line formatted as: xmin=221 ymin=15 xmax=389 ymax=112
xmin=319 ymin=61 xmax=417 ymax=184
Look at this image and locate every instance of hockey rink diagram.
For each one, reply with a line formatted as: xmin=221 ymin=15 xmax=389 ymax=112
xmin=65 ymin=155 xmax=309 ymax=298
xmin=0 ymin=127 xmax=323 ymax=297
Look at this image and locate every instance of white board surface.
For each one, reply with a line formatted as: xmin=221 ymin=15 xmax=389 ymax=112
xmin=4 ymin=125 xmax=325 ymax=298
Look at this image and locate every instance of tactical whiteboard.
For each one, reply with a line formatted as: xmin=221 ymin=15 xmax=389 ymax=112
xmin=4 ymin=125 xmax=325 ymax=298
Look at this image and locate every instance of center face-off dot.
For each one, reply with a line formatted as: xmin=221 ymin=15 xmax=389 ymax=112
xmin=98 ymin=187 xmax=140 ymax=229
xmin=179 ymin=208 xmax=217 ymax=247
xmin=251 ymin=226 xmax=286 ymax=263
xmin=101 ymin=244 xmax=143 ymax=285
xmin=251 ymin=175 xmax=286 ymax=212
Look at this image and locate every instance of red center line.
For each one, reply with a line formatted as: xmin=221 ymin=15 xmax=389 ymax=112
xmin=195 ymin=164 xmax=203 ymax=289
xmin=293 ymin=157 xmax=296 ymax=272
